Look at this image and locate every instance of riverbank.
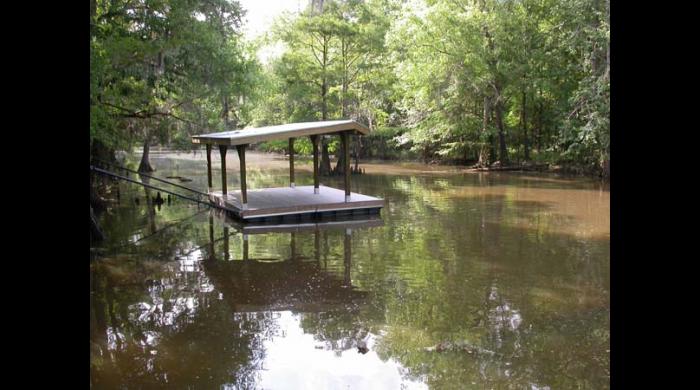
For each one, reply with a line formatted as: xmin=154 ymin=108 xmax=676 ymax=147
xmin=123 ymin=146 xmax=608 ymax=182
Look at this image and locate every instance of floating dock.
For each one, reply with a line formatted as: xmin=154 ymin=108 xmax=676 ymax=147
xmin=192 ymin=120 xmax=385 ymax=222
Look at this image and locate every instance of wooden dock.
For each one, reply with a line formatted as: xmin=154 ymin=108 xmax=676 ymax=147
xmin=209 ymin=185 xmax=384 ymax=221
xmin=192 ymin=120 xmax=384 ymax=222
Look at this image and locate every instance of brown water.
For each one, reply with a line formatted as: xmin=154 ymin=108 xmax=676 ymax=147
xmin=91 ymin=151 xmax=610 ymax=389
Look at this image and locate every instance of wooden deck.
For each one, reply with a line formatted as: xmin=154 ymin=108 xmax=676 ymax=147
xmin=209 ymin=185 xmax=384 ymax=221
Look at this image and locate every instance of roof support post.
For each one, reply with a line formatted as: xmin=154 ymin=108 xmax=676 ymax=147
xmin=219 ymin=145 xmax=228 ymax=195
xmin=289 ymin=138 xmax=295 ymax=188
xmin=310 ymin=135 xmax=320 ymax=194
xmin=206 ymin=144 xmax=213 ymax=190
xmin=342 ymin=131 xmax=351 ymax=201
xmin=237 ymin=144 xmax=248 ymax=209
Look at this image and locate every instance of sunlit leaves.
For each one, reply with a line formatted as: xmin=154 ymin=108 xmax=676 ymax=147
xmin=379 ymin=0 xmax=609 ymax=171
xmin=91 ymin=0 xmax=259 ymax=155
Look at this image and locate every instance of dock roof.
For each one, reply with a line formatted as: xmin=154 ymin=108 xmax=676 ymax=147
xmin=191 ymin=119 xmax=370 ymax=146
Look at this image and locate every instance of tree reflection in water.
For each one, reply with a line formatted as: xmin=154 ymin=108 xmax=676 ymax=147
xmin=91 ymin=156 xmax=609 ymax=389
xmin=90 ymin=202 xmax=408 ymax=388
xmin=90 ymin=240 xmax=263 ymax=388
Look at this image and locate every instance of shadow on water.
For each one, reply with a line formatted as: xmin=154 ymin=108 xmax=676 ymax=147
xmin=90 ymin=152 xmax=609 ymax=389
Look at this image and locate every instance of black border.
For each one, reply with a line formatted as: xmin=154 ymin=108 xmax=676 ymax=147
xmin=9 ymin=0 xmax=661 ymax=387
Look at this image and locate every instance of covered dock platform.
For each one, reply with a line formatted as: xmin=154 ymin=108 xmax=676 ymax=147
xmin=192 ymin=120 xmax=384 ymax=222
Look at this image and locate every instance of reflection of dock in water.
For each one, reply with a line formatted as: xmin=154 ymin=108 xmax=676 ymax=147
xmin=202 ymin=211 xmax=383 ymax=312
xmin=204 ymin=259 xmax=369 ymax=312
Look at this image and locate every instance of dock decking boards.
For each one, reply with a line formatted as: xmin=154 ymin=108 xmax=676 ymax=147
xmin=209 ymin=185 xmax=384 ymax=220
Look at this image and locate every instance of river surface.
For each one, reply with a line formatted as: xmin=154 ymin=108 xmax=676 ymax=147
xmin=91 ymin=150 xmax=610 ymax=389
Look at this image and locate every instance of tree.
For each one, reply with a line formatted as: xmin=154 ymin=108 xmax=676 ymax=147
xmin=258 ymin=0 xmax=394 ymax=174
xmin=278 ymin=7 xmax=341 ymax=174
xmin=379 ymin=0 xmax=608 ymax=175
xmin=329 ymin=0 xmax=392 ymax=173
xmin=90 ymin=0 xmax=256 ymax=171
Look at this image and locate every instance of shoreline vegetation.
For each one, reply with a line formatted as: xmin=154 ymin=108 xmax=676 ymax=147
xmin=91 ymin=0 xmax=610 ymax=187
xmin=125 ymin=145 xmax=610 ymax=179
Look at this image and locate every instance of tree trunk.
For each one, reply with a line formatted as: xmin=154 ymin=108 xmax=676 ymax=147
xmin=320 ymin=141 xmax=331 ymax=174
xmin=222 ymin=95 xmax=229 ymax=128
xmin=341 ymin=36 xmax=348 ymax=118
xmin=320 ymin=138 xmax=331 ymax=175
xmin=495 ymin=97 xmax=508 ymax=164
xmin=342 ymin=82 xmax=348 ymax=117
xmin=478 ymin=95 xmax=491 ymax=167
xmin=320 ymin=60 xmax=331 ymax=175
xmin=537 ymin=99 xmax=543 ymax=153
xmin=334 ymin=143 xmax=345 ymax=174
xmin=481 ymin=19 xmax=505 ymax=166
xmin=321 ymin=40 xmax=329 ymax=122
xmin=354 ymin=135 xmax=360 ymax=172
xmin=138 ymin=139 xmax=154 ymax=172
xmin=320 ymin=36 xmax=332 ymax=176
xmin=521 ymin=91 xmax=530 ymax=161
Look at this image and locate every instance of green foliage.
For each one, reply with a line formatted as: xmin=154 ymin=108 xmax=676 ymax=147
xmin=91 ymin=0 xmax=610 ymax=177
xmin=249 ymin=0 xmax=397 ymax=127
xmin=90 ymin=0 xmax=260 ymax=158
xmin=247 ymin=0 xmax=609 ymax=175
xmin=256 ymin=138 xmax=317 ymax=156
